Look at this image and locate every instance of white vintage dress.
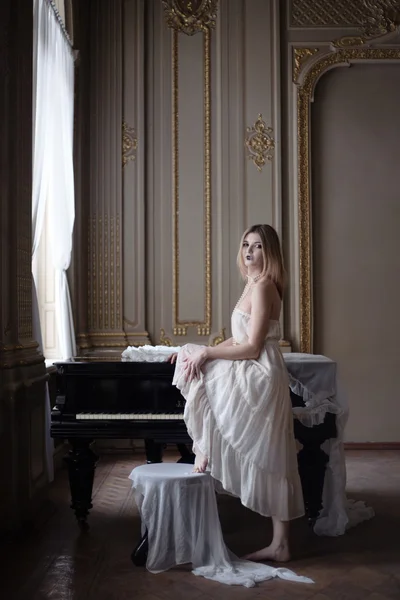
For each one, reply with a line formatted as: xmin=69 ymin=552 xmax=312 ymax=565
xmin=172 ymin=308 xmax=305 ymax=522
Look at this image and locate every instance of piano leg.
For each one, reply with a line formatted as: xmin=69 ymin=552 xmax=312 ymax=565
xmin=64 ymin=438 xmax=98 ymax=530
xmin=144 ymin=438 xmax=163 ymax=463
xmin=176 ymin=443 xmax=195 ymax=464
xmin=297 ymin=442 xmax=329 ymax=525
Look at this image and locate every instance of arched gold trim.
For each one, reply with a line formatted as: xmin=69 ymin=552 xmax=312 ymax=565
xmin=297 ymin=46 xmax=400 ymax=353
xmin=292 ymin=48 xmax=319 ymax=84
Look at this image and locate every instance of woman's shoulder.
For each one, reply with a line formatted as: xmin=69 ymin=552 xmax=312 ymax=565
xmin=255 ymin=276 xmax=277 ymax=292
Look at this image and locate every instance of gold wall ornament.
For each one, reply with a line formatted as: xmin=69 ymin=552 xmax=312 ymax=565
xmin=245 ymin=114 xmax=275 ymax=172
xmin=197 ymin=325 xmax=210 ymax=336
xmin=361 ymin=0 xmax=400 ymax=38
xmin=331 ymin=36 xmax=366 ymax=48
xmin=210 ymin=328 xmax=225 ymax=346
xmin=297 ymin=46 xmax=400 ymax=353
xmin=159 ymin=329 xmax=173 ymax=346
xmin=88 ymin=214 xmax=121 ymax=331
xmin=279 ymin=339 xmax=291 ymax=348
xmin=290 ymin=0 xmax=366 ymax=28
xmin=293 ymin=48 xmax=319 ymax=84
xmin=162 ymin=0 xmax=218 ymax=35
xmin=172 ymin=29 xmax=212 ymax=336
xmin=173 ymin=326 xmax=188 ymax=336
xmin=122 ymin=121 xmax=137 ymax=167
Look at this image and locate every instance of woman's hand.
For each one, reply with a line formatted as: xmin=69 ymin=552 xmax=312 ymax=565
xmin=168 ymin=353 xmax=178 ymax=364
xmin=182 ymin=348 xmax=208 ymax=382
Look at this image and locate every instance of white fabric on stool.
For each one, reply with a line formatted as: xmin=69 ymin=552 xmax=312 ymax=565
xmin=129 ymin=463 xmax=313 ymax=587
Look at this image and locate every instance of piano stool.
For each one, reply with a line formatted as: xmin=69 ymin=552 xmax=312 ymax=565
xmin=129 ymin=463 xmax=216 ymax=571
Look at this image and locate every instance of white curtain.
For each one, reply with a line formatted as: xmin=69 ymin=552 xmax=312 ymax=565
xmin=32 ymin=0 xmax=76 ymax=360
xmin=32 ymin=0 xmax=76 ymax=480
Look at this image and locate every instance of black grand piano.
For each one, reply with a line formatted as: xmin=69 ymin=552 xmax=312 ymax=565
xmin=51 ymin=359 xmax=337 ymax=529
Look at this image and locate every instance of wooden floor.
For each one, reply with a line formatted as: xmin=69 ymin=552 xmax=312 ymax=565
xmin=1 ymin=449 xmax=399 ymax=600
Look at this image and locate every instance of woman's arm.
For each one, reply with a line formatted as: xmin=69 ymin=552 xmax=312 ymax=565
xmin=168 ymin=337 xmax=233 ymax=363
xmin=211 ymin=336 xmax=234 ymax=349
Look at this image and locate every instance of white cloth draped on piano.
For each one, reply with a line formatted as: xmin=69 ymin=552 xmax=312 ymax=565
xmin=122 ymin=345 xmax=374 ymax=536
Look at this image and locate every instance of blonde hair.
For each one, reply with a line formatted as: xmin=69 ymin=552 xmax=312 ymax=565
xmin=236 ymin=224 xmax=286 ymax=298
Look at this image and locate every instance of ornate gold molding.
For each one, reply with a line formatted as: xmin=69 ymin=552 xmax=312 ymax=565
xmin=361 ymin=0 xmax=400 ymax=38
xmin=88 ymin=214 xmax=122 ymax=331
xmin=296 ymin=46 xmax=400 ymax=353
xmin=245 ymin=114 xmax=275 ymax=172
xmin=162 ymin=0 xmax=218 ymax=35
xmin=331 ymin=36 xmax=366 ymax=48
xmin=172 ymin=29 xmax=212 ymax=337
xmin=159 ymin=329 xmax=173 ymax=346
xmin=210 ymin=328 xmax=225 ymax=346
xmin=122 ymin=121 xmax=137 ymax=167
xmin=293 ymin=48 xmax=319 ymax=83
xmin=173 ymin=326 xmax=187 ymax=336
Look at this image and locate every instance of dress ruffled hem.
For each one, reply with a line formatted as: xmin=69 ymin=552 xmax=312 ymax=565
xmin=173 ymin=369 xmax=305 ymax=522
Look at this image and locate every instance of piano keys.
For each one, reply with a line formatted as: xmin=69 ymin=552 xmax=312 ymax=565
xmin=75 ymin=412 xmax=184 ymax=420
xmin=51 ymin=358 xmax=337 ymax=529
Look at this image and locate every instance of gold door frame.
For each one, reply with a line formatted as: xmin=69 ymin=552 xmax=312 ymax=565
xmin=294 ymin=38 xmax=400 ymax=353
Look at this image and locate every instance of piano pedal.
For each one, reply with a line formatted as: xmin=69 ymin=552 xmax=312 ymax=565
xmin=131 ymin=530 xmax=148 ymax=567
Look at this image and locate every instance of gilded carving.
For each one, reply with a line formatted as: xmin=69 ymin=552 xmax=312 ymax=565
xmin=172 ymin=29 xmax=212 ymax=335
xmin=162 ymin=0 xmax=218 ymax=35
xmin=361 ymin=0 xmax=400 ymax=38
xmin=122 ymin=121 xmax=137 ymax=167
xmin=331 ymin=36 xmax=366 ymax=48
xmin=88 ymin=214 xmax=121 ymax=331
xmin=297 ymin=46 xmax=400 ymax=353
xmin=197 ymin=325 xmax=210 ymax=336
xmin=104 ymin=215 xmax=108 ymax=329
xmin=279 ymin=340 xmax=291 ymax=348
xmin=173 ymin=326 xmax=188 ymax=336
xmin=110 ymin=215 xmax=115 ymax=329
xmin=293 ymin=48 xmax=319 ymax=84
xmin=159 ymin=329 xmax=173 ymax=346
xmin=290 ymin=0 xmax=366 ymax=28
xmin=245 ymin=114 xmax=275 ymax=172
xmin=210 ymin=328 xmax=225 ymax=346
xmin=116 ymin=215 xmax=121 ymax=328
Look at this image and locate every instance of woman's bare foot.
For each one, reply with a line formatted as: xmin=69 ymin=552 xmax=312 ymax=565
xmin=193 ymin=450 xmax=208 ymax=473
xmin=244 ymin=543 xmax=291 ymax=563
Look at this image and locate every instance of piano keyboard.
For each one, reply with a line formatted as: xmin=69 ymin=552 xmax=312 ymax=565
xmin=76 ymin=413 xmax=184 ymax=420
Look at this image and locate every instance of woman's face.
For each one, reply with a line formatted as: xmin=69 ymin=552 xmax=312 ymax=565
xmin=242 ymin=232 xmax=263 ymax=272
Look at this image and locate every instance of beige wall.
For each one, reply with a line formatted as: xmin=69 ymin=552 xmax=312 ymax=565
xmin=128 ymin=0 xmax=283 ymax=347
xmin=312 ymin=65 xmax=400 ymax=442
xmin=70 ymin=0 xmax=400 ymax=444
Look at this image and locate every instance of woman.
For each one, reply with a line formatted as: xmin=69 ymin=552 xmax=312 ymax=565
xmin=170 ymin=224 xmax=305 ymax=563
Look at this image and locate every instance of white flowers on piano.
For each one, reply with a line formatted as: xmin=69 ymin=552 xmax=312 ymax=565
xmin=121 ymin=344 xmax=180 ymax=362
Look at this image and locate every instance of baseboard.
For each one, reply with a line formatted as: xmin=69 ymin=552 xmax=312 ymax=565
xmin=344 ymin=442 xmax=400 ymax=450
